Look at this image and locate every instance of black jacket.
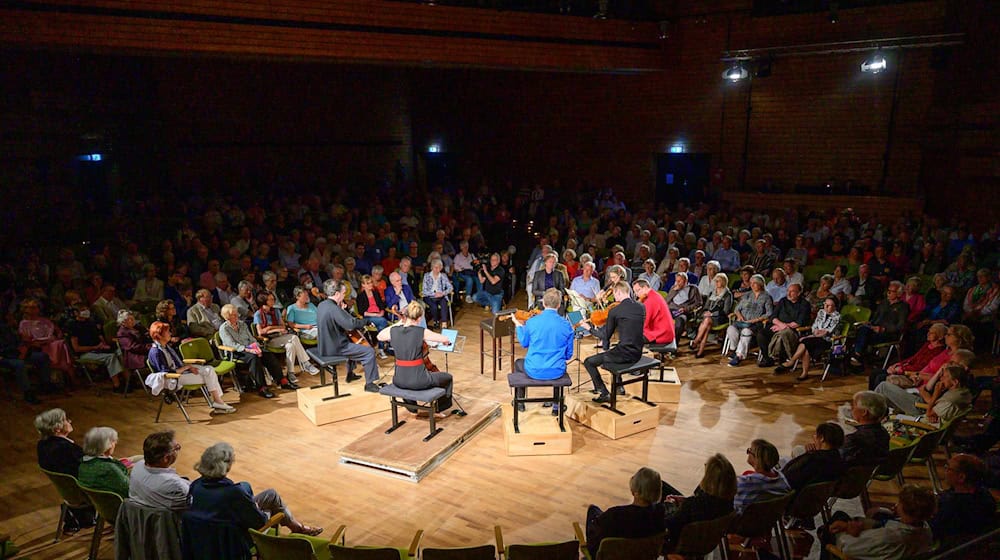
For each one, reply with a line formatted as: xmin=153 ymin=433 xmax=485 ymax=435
xmin=592 ymin=298 xmax=646 ymax=364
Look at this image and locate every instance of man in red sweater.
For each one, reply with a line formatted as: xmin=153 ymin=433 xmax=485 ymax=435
xmin=632 ymin=279 xmax=676 ymax=349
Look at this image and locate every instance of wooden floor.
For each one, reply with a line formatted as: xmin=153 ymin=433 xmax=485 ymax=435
xmin=0 ymin=295 xmax=957 ymax=558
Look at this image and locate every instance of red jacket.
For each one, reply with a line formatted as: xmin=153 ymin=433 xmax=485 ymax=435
xmin=641 ymin=290 xmax=675 ymax=344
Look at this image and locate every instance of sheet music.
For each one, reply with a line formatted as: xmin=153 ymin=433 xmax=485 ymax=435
xmin=430 ymin=328 xmax=463 ymax=353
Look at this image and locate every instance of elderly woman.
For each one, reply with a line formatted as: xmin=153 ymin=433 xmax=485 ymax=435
xmin=765 ymin=268 xmax=788 ymax=303
xmin=735 ymin=439 xmax=790 ymax=513
xmin=35 ymin=408 xmax=84 ymax=476
xmin=77 ymin=427 xmax=129 ymax=498
xmin=777 ymin=296 xmax=841 ymax=381
xmin=868 ymin=323 xmax=948 ymax=390
xmin=154 ymin=299 xmax=190 ymax=346
xmin=697 ymin=260 xmax=721 ymax=298
xmin=230 ymin=281 xmax=255 ymax=322
xmin=829 ymin=264 xmax=852 ymax=300
xmin=725 ymin=274 xmax=773 ymax=367
xmin=883 ymin=326 xmax=974 ymax=393
xmin=219 ymin=305 xmax=281 ymax=398
xmin=149 ymin=321 xmax=236 ymax=411
xmin=807 ymin=274 xmax=836 ymax=315
xmin=67 ymin=303 xmax=126 ymax=390
xmin=253 ymin=291 xmax=318 ymax=381
xmin=284 ymin=286 xmax=319 ymax=340
xmin=902 ymin=276 xmax=927 ymax=323
xmin=563 ymin=249 xmax=580 ymax=279
xmin=117 ymin=309 xmax=152 ymax=375
xmin=19 ymin=298 xmax=74 ymax=381
xmin=637 ymin=259 xmax=661 ymax=292
xmin=188 ymin=442 xmax=323 ymax=554
xmin=877 ymin=365 xmax=974 ymax=424
xmin=421 ymin=258 xmax=454 ymax=329
xmin=690 ymin=250 xmax=708 ymax=278
xmin=661 ymin=453 xmax=737 ymax=552
xmin=690 ymin=273 xmax=734 ymax=359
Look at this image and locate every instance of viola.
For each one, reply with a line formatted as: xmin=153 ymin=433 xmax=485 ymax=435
xmin=588 ymin=301 xmax=619 ymax=327
xmin=497 ymin=308 xmax=541 ymax=323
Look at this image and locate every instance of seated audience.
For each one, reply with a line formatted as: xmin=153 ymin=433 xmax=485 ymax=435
xmin=637 ymin=258 xmax=661 ymax=292
xmin=876 ymin=364 xmax=973 ymax=424
xmin=35 ymin=407 xmax=83 ymax=476
xmin=219 ymin=305 xmax=282 ymax=398
xmin=776 ymin=296 xmax=841 ymax=381
xmin=696 ymin=260 xmax=722 ymax=298
xmin=385 ymin=271 xmax=418 ymax=320
xmin=867 ymin=323 xmax=947 ymax=390
xmin=154 ymin=299 xmax=190 ymax=345
xmin=734 ymin=439 xmax=790 ymax=513
xmin=807 ymin=274 xmax=835 ymax=315
xmin=759 ymin=282 xmax=811 ymax=367
xmin=129 ymin=430 xmax=189 ymax=511
xmin=689 ymin=273 xmax=733 ymax=358
xmin=78 ymin=426 xmax=129 ymax=498
xmin=149 ymin=321 xmax=237 ymax=412
xmin=765 ymin=268 xmax=789 ymax=303
xmin=725 ymin=274 xmax=773 ymax=368
xmin=67 ymin=303 xmax=126 ymax=391
xmin=585 ymin=467 xmax=666 ymax=559
xmin=850 ymin=280 xmax=908 ymax=366
xmin=661 ymin=453 xmax=737 ymax=551
xmin=840 ymin=391 xmax=890 ymax=468
xmin=664 ymin=272 xmax=702 ymax=337
xmin=187 ymin=289 xmax=226 ymax=338
xmin=829 ymin=265 xmax=852 ymax=300
xmin=569 ymin=261 xmax=602 ymax=308
xmin=474 ymin=253 xmax=506 ymax=313
xmin=823 ymin=484 xmax=935 ymax=560
xmin=19 ymin=298 xmax=74 ymax=382
xmin=253 ymin=291 xmax=318 ymax=383
xmin=781 ymin=422 xmax=845 ymax=491
xmin=731 ymin=265 xmax=755 ymax=300
xmin=847 ymin=264 xmax=881 ymax=308
xmin=661 ymin=258 xmax=697 ymax=292
xmin=901 ymin=276 xmax=926 ymax=323
xmin=284 ymin=286 xmax=319 ymax=340
xmin=421 ymin=258 xmax=454 ymax=328
xmin=928 ymin=454 xmax=997 ymax=540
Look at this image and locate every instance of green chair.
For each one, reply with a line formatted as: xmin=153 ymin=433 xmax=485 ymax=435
xmin=422 ymin=544 xmax=496 ymax=560
xmin=669 ymin=512 xmax=734 ymax=558
xmin=40 ymin=468 xmax=92 ymax=542
xmin=573 ymin=521 xmax=668 ymax=559
xmin=497 ymin=525 xmax=578 ymax=560
xmin=329 ymin=530 xmax=422 ymax=560
xmin=861 ymin=438 xmax=920 ymax=510
xmin=784 ymin=480 xmax=837 ymax=528
xmin=146 ymin=359 xmax=211 ymax=424
xmin=250 ymin=524 xmax=343 ymax=560
xmin=180 ymin=337 xmax=240 ymax=394
xmin=824 ymin=465 xmax=877 ymax=521
xmin=79 ymin=485 xmax=124 ymax=560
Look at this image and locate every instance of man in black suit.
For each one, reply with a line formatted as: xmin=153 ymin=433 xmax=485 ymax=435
xmin=848 ymin=264 xmax=882 ymax=308
xmin=579 ymin=280 xmax=646 ymax=403
xmin=316 ymin=279 xmax=380 ymax=392
xmin=530 ymin=253 xmax=566 ymax=311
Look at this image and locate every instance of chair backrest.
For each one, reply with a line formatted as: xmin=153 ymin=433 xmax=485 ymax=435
xmin=908 ymin=427 xmax=948 ymax=462
xmin=180 ymin=337 xmax=214 ymax=362
xmin=491 ymin=309 xmax=517 ymax=338
xmin=41 ymin=468 xmax=91 ymax=508
xmin=181 ymin=510 xmax=254 ymax=560
xmin=833 ymin=465 xmax=877 ymax=500
xmin=729 ymin=493 xmax=793 ymax=539
xmin=874 ymin=439 xmax=920 ymax=480
xmin=103 ymin=320 xmax=119 ymax=344
xmin=596 ymin=531 xmax=667 ymax=560
xmin=506 ymin=540 xmax=579 ymax=560
xmin=785 ymin=481 xmax=837 ymax=520
xmin=422 ymin=544 xmax=496 ymax=560
xmin=939 ymin=409 xmax=971 ymax=446
xmin=79 ymin=485 xmax=124 ymax=524
xmin=249 ymin=528 xmax=317 ymax=560
xmin=672 ymin=512 xmax=735 ymax=556
xmin=329 ymin=544 xmax=403 ymax=560
xmin=115 ymin=499 xmax=184 ymax=560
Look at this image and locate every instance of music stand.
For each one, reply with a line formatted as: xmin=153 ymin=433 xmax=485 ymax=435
xmin=566 ymin=309 xmax=593 ymax=392
xmin=430 ymin=328 xmax=465 ymax=372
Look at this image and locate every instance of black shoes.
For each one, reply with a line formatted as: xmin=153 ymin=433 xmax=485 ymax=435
xmin=773 ymin=365 xmax=791 ymax=375
xmin=364 ymin=383 xmax=380 ymax=393
xmin=592 ymin=393 xmax=611 ymax=403
xmin=759 ymin=358 xmax=776 ymax=368
xmin=280 ymin=378 xmax=300 ymax=390
xmin=345 ymin=373 xmax=362 ymax=383
xmin=259 ymin=388 xmax=276 ymax=399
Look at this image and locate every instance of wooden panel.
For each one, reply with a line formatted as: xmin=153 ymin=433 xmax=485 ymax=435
xmin=720 ymin=193 xmax=924 ymax=222
xmin=297 ymin=385 xmax=391 ymax=426
xmin=502 ymin=404 xmax=573 ymax=456
xmin=565 ymin=393 xmax=660 ymax=440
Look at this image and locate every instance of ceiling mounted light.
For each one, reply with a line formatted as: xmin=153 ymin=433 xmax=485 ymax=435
xmin=861 ymin=51 xmax=887 ymax=73
xmin=722 ymin=63 xmax=749 ymax=82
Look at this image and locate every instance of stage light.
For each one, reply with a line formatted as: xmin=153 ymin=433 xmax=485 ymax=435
xmin=861 ymin=51 xmax=887 ymax=74
xmin=722 ymin=63 xmax=749 ymax=82
xmin=77 ymin=153 xmax=103 ymax=162
xmin=427 ymin=144 xmax=441 ymax=153
xmin=669 ymin=144 xmax=685 ymax=153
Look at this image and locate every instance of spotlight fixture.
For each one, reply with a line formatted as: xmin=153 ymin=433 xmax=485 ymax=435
xmin=722 ymin=63 xmax=749 ymax=82
xmin=861 ymin=51 xmax=887 ymax=73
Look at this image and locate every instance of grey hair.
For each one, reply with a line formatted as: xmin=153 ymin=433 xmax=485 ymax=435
xmin=220 ymin=303 xmax=238 ymax=320
xmin=888 ymin=280 xmax=904 ymax=292
xmin=706 ymin=260 xmax=721 ymax=273
xmin=261 ymin=271 xmax=276 ymax=283
xmin=820 ymin=274 xmax=835 ymax=285
xmin=292 ymin=285 xmax=307 ymax=298
xmin=237 ymin=280 xmax=253 ymax=292
xmin=116 ymin=309 xmax=134 ymax=326
xmin=678 ymin=257 xmax=690 ymax=265
xmin=750 ymin=274 xmax=767 ymax=286
xmin=323 ymin=279 xmax=344 ymax=297
xmin=83 ymin=426 xmax=118 ymax=457
xmin=580 ymin=255 xmax=594 ymax=266
xmin=853 ymin=390 xmax=888 ymax=420
xmin=713 ymin=272 xmax=729 ymax=285
xmin=430 ymin=258 xmax=443 ymax=269
xmin=629 ymin=467 xmax=662 ymax=504
xmin=34 ymin=408 xmax=68 ymax=438
xmin=194 ymin=442 xmax=235 ymax=479
xmin=371 ymin=265 xmax=384 ymax=275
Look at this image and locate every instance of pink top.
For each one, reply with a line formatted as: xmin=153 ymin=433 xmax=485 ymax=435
xmin=903 ymin=293 xmax=926 ymax=323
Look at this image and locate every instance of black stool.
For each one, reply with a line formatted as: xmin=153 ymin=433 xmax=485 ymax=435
xmin=602 ymin=355 xmax=660 ymax=415
xmin=479 ymin=309 xmax=516 ymax=380
xmin=507 ymin=371 xmax=573 ymax=433
xmin=646 ymin=343 xmax=677 ymax=382
xmin=379 ymin=385 xmax=447 ymax=442
xmin=305 ymin=349 xmax=349 ymax=402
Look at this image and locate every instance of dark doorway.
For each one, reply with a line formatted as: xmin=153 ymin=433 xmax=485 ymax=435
xmin=655 ymin=153 xmax=710 ymax=206
xmin=419 ymin=151 xmax=458 ymax=193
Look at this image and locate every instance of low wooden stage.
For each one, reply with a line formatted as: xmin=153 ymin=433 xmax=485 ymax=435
xmin=339 ymin=395 xmax=501 ymax=482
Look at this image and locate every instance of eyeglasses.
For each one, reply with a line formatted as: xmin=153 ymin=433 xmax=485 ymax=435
xmin=171 ymin=443 xmax=182 ymax=452
xmin=746 ymin=448 xmax=755 ymax=456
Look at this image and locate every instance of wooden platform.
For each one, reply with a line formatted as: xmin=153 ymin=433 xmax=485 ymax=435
xmin=297 ymin=383 xmax=391 ymax=426
xmin=501 ymin=404 xmax=573 ymax=456
xmin=565 ymin=392 xmax=659 ymax=440
xmin=339 ymin=395 xmax=500 ymax=482
xmin=630 ymin=366 xmax=681 ymax=404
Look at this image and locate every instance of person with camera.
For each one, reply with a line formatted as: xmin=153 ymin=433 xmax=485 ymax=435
xmin=473 ymin=253 xmax=506 ymax=313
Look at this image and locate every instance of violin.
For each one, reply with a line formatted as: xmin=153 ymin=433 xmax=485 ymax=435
xmin=588 ymin=301 xmax=619 ymax=327
xmin=497 ymin=308 xmax=541 ymax=323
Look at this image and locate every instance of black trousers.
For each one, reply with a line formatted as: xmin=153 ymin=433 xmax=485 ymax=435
xmin=584 ymin=353 xmax=631 ymax=395
xmin=236 ymin=351 xmax=283 ymax=388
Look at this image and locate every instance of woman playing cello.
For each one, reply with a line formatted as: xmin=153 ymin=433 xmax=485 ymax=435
xmin=376 ymin=301 xmax=454 ymax=414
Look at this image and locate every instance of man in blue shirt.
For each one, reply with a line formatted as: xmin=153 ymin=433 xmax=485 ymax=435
xmin=512 ymin=289 xmax=575 ymax=411
xmin=713 ymin=235 xmax=742 ymax=272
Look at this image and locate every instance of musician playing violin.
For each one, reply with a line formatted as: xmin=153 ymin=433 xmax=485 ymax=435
xmin=632 ymin=279 xmax=676 ymax=350
xmin=510 ymin=288 xmax=575 ymax=412
xmin=578 ymin=281 xmax=646 ymax=404
xmin=377 ymin=301 xmax=454 ymax=414
xmin=316 ymin=279 xmax=381 ymax=393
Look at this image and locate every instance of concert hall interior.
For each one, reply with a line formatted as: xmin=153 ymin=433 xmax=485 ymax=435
xmin=1 ymin=0 xmax=999 ymax=559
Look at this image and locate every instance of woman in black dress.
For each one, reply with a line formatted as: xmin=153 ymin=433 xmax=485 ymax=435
xmin=376 ymin=301 xmax=454 ymax=413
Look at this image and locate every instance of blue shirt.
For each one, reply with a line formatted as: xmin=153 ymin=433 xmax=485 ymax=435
xmin=516 ymin=309 xmax=574 ymax=380
xmin=713 ymin=248 xmax=741 ymax=272
xmin=285 ymin=302 xmax=318 ymax=327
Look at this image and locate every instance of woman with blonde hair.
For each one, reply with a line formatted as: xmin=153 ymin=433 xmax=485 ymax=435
xmin=690 ymin=272 xmax=734 ymax=359
xmin=377 ymin=301 xmax=455 ymax=414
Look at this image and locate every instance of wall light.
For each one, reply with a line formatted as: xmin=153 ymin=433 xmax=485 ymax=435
xmin=669 ymin=144 xmax=685 ymax=154
xmin=861 ymin=51 xmax=887 ymax=74
xmin=427 ymin=144 xmax=441 ymax=153
xmin=722 ymin=63 xmax=749 ymax=82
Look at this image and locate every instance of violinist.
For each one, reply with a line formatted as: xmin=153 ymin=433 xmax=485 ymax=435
xmin=579 ymin=281 xmax=646 ymax=404
xmin=595 ymin=265 xmax=629 ymax=309
xmin=511 ymin=289 xmax=575 ymax=413
xmin=316 ymin=279 xmax=381 ymax=393
xmin=632 ymin=280 xmax=676 ymax=350
xmin=377 ymin=301 xmax=454 ymax=415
